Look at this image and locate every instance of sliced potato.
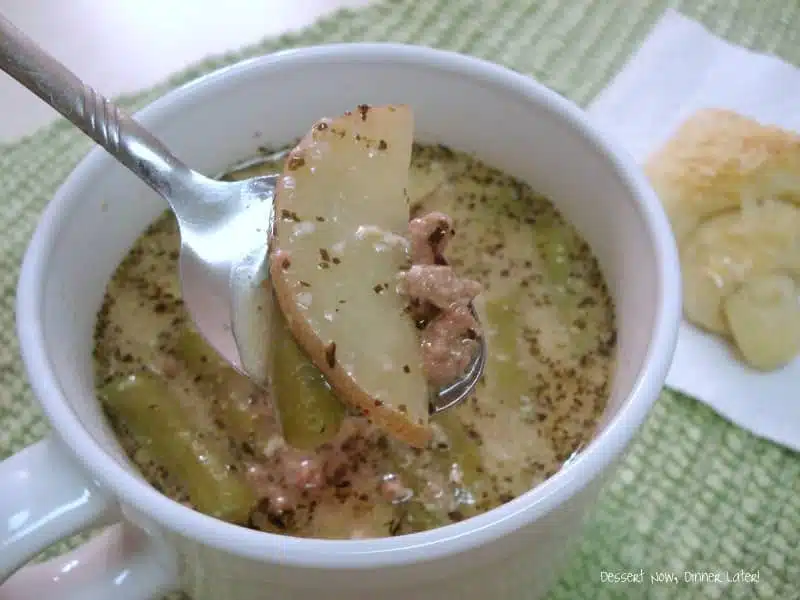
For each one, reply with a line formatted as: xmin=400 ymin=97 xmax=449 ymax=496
xmin=723 ymin=273 xmax=800 ymax=370
xmin=269 ymin=105 xmax=432 ymax=447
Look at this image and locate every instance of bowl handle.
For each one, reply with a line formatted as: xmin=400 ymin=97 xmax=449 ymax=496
xmin=0 ymin=436 xmax=179 ymax=600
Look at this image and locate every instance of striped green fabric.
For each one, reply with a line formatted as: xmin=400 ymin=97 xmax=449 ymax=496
xmin=1 ymin=1 xmax=798 ymax=598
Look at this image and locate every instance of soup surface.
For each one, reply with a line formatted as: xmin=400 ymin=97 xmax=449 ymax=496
xmin=93 ymin=143 xmax=616 ymax=538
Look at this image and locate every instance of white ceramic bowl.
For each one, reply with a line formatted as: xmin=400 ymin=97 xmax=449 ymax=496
xmin=3 ymin=44 xmax=681 ymax=600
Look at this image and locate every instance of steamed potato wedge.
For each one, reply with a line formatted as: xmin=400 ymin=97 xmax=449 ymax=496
xmin=723 ymin=274 xmax=800 ymax=371
xmin=269 ymin=105 xmax=432 ymax=448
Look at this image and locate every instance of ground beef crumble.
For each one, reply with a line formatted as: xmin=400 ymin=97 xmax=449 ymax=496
xmin=398 ymin=211 xmax=482 ymax=386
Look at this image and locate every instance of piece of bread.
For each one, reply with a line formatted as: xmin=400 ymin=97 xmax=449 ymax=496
xmin=723 ymin=273 xmax=800 ymax=371
xmin=269 ymin=104 xmax=432 ymax=448
xmin=644 ymin=108 xmax=800 ymax=243
xmin=645 ymin=108 xmax=800 ymax=370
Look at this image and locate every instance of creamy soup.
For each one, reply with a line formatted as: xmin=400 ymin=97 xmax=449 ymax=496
xmin=93 ymin=143 xmax=616 ymax=538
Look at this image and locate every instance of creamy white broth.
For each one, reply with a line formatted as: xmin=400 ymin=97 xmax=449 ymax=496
xmin=93 ymin=143 xmax=616 ymax=538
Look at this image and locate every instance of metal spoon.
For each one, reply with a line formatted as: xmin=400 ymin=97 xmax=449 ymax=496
xmin=0 ymin=15 xmax=485 ymax=414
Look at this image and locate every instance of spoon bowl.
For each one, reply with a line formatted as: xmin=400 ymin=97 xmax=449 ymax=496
xmin=0 ymin=14 xmax=485 ymax=413
xmin=175 ymin=174 xmax=277 ymax=382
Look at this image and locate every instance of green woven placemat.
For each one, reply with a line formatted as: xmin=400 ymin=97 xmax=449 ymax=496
xmin=1 ymin=1 xmax=798 ymax=598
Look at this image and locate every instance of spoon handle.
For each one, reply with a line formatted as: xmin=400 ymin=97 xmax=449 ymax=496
xmin=0 ymin=15 xmax=197 ymax=200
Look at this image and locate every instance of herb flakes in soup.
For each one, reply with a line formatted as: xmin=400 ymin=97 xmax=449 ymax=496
xmin=93 ymin=141 xmax=616 ymax=539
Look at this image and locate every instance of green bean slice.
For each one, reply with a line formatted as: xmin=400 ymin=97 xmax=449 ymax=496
xmin=174 ymin=329 xmax=273 ymax=453
xmin=270 ymin=309 xmax=346 ymax=450
xmin=100 ymin=371 xmax=257 ymax=524
xmin=484 ymin=296 xmax=532 ymax=410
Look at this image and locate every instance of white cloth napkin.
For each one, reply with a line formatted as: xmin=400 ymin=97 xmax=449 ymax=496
xmin=587 ymin=9 xmax=800 ymax=452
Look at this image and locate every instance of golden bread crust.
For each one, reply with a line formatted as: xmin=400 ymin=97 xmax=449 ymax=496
xmin=644 ymin=108 xmax=800 ymax=241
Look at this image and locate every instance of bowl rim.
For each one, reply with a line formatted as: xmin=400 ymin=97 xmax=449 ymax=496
xmin=15 ymin=42 xmax=682 ymax=569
